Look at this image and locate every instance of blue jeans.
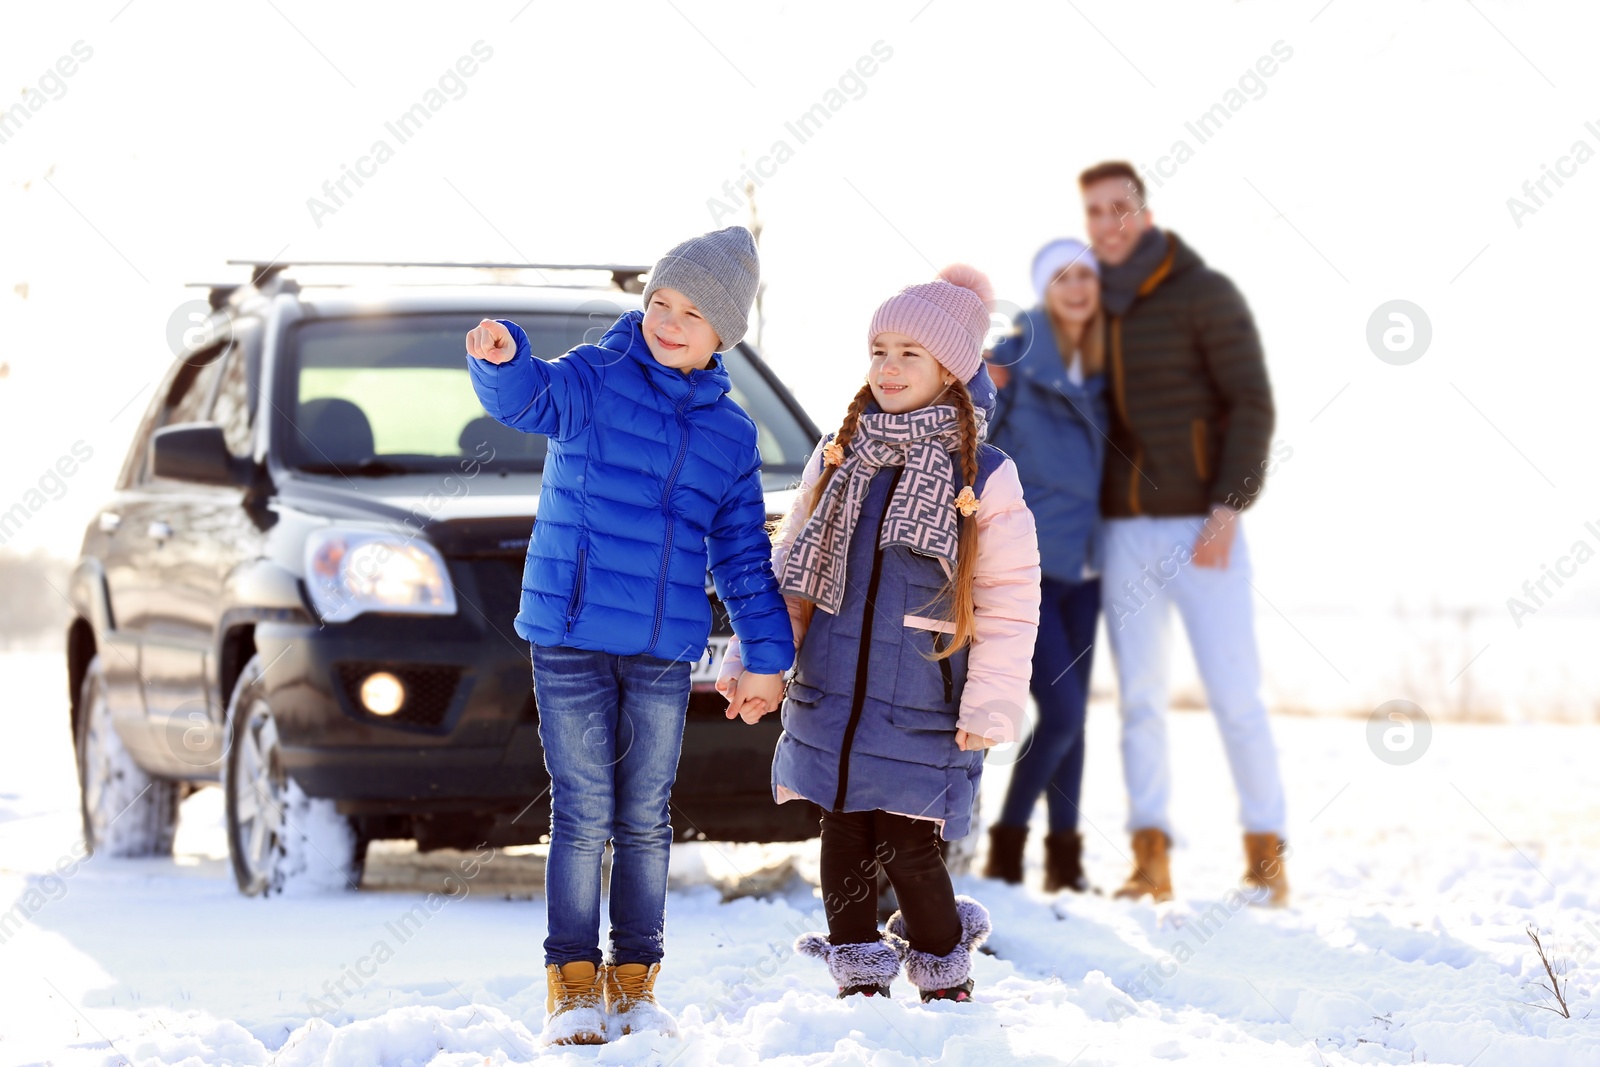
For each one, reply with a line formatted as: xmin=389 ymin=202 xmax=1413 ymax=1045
xmin=996 ymin=576 xmax=1100 ymax=833
xmin=530 ymin=642 xmax=691 ymax=967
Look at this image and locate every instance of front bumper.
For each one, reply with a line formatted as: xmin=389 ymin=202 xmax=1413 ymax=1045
xmin=250 ymin=558 xmax=814 ymax=845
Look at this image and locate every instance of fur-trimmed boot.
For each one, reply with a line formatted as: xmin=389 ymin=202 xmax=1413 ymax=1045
xmin=602 ymin=962 xmax=677 ymax=1039
xmin=794 ymin=933 xmax=902 ymax=999
xmin=886 ymin=895 xmax=991 ymax=1003
xmin=542 ymin=961 xmax=606 ymax=1046
xmin=1042 ymin=830 xmax=1089 ymax=893
xmin=981 ymin=824 xmax=1027 ymax=884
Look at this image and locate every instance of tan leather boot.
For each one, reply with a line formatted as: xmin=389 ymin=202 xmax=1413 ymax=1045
xmin=1243 ymin=832 xmax=1291 ymax=907
xmin=1112 ymin=828 xmax=1173 ymax=902
xmin=543 ymin=961 xmax=606 ymax=1045
xmin=603 ymin=962 xmax=676 ymax=1037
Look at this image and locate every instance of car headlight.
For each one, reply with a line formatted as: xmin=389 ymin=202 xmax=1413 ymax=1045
xmin=304 ymin=528 xmax=457 ymax=623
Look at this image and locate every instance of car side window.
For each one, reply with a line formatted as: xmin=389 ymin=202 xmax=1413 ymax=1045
xmin=116 ymin=383 xmax=167 ymax=490
xmin=136 ymin=345 xmax=228 ymax=485
xmin=167 ymin=352 xmax=226 ymax=427
xmin=209 ymin=320 xmax=260 ymax=457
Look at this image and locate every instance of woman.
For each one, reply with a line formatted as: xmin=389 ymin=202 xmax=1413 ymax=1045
xmin=983 ymin=238 xmax=1108 ymax=893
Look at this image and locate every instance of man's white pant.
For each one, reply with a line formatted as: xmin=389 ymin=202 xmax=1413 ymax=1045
xmin=1101 ymin=515 xmax=1287 ymax=838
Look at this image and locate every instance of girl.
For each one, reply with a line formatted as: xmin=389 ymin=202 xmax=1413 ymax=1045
xmin=466 ymin=226 xmax=793 ymax=1045
xmin=717 ymin=266 xmax=1042 ymax=1001
xmin=982 ymin=237 xmax=1109 ymax=893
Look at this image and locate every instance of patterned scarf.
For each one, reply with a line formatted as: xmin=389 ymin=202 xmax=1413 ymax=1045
xmin=780 ymin=405 xmax=969 ymax=616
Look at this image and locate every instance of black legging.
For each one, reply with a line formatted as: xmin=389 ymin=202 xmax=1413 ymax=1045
xmin=819 ymin=808 xmax=961 ymax=957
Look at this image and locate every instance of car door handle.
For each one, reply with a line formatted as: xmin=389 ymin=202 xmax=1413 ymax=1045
xmin=99 ymin=512 xmax=121 ymax=533
xmin=147 ymin=520 xmax=173 ymax=543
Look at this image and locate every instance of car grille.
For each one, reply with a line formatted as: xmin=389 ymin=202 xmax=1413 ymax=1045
xmin=456 ymin=557 xmax=526 ymax=637
xmin=335 ymin=662 xmax=464 ymax=729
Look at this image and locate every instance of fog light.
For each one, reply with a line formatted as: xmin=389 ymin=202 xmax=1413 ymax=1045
xmin=360 ymin=671 xmax=405 ymax=715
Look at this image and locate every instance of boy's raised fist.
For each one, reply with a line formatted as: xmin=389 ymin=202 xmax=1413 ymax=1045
xmin=466 ymin=318 xmax=516 ymax=364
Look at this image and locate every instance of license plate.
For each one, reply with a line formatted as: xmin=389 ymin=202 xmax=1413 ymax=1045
xmin=690 ymin=635 xmax=731 ymax=686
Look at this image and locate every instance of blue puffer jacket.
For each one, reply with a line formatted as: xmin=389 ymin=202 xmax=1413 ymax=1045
xmin=466 ymin=311 xmax=795 ymax=674
xmin=746 ymin=366 xmax=1043 ymax=840
xmin=986 ymin=308 xmax=1109 ymax=584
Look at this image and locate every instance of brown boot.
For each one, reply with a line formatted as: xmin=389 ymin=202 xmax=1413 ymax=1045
xmin=982 ymin=824 xmax=1027 ymax=884
xmin=543 ymin=961 xmax=606 ymax=1045
xmin=602 ymin=962 xmax=677 ymax=1037
xmin=1042 ymin=830 xmax=1089 ymax=893
xmin=1112 ymin=828 xmax=1173 ymax=902
xmin=1242 ymin=833 xmax=1290 ymax=907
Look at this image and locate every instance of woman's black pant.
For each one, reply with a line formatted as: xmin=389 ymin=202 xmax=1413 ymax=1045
xmin=819 ymin=807 xmax=961 ymax=957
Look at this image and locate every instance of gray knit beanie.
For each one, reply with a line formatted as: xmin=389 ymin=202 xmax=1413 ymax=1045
xmin=641 ymin=226 xmax=760 ymax=351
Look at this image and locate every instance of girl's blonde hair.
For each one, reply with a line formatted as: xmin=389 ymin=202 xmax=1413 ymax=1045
xmin=783 ymin=379 xmax=982 ymax=661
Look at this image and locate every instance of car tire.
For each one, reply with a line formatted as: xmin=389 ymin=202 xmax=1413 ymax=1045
xmin=223 ymin=653 xmax=365 ymax=896
xmin=75 ymin=653 xmax=181 ymax=857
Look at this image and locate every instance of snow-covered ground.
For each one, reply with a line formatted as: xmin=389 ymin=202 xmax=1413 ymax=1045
xmin=2 ymin=648 xmax=1596 ymax=1066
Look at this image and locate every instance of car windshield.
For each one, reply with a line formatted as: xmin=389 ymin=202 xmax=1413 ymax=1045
xmin=277 ymin=310 xmax=814 ymax=477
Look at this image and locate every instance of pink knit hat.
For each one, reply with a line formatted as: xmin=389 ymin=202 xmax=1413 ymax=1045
xmin=867 ymin=264 xmax=994 ymax=383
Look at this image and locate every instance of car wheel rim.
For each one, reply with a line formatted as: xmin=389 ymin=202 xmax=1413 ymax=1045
xmin=82 ymin=675 xmax=139 ymax=848
xmin=235 ymin=699 xmax=286 ymax=889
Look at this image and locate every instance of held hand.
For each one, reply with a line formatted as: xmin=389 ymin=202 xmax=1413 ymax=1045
xmin=720 ymin=674 xmax=743 ymax=720
xmin=465 ymin=318 xmax=516 ymax=364
xmin=1191 ymin=504 xmax=1238 ymax=569
xmin=720 ymin=674 xmax=771 ymax=723
xmin=734 ymin=672 xmax=785 ymax=725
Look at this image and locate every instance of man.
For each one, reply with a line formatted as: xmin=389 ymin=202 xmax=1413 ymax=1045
xmin=1080 ymin=160 xmax=1289 ymax=906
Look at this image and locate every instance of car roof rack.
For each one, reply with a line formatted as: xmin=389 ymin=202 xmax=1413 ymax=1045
xmin=184 ymin=282 xmax=242 ymax=310
xmin=223 ymin=259 xmax=653 ymax=293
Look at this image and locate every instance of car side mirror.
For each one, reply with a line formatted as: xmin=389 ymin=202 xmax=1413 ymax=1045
xmin=151 ymin=422 xmax=246 ymax=487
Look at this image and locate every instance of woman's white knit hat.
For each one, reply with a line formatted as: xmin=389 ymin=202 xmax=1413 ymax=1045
xmin=1031 ymin=237 xmax=1099 ymax=301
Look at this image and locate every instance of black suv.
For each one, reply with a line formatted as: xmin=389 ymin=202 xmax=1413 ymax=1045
xmin=65 ymin=260 xmax=821 ymax=895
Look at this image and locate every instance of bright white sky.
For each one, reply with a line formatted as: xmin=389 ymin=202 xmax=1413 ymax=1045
xmin=3 ymin=0 xmax=1598 ymax=626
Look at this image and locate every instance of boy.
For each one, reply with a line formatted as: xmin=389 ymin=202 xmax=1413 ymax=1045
xmin=465 ymin=226 xmax=791 ymax=1044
